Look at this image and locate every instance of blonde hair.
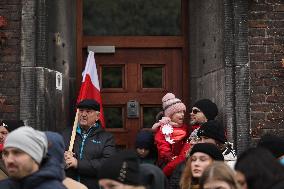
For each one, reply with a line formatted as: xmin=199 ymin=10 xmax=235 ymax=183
xmin=199 ymin=162 xmax=241 ymax=189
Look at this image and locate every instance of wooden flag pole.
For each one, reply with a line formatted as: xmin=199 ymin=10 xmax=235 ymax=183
xmin=68 ymin=109 xmax=79 ymax=152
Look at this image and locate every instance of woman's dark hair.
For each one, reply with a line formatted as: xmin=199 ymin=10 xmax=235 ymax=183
xmin=235 ymin=147 xmax=284 ymax=189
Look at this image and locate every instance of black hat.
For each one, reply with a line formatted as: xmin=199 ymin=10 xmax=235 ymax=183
xmin=135 ymin=130 xmax=154 ymax=150
xmin=98 ymin=150 xmax=141 ymax=186
xmin=77 ymin=99 xmax=100 ymax=111
xmin=1 ymin=120 xmax=24 ymax=132
xmin=197 ymin=120 xmax=226 ymax=144
xmin=193 ymin=99 xmax=218 ymax=120
xmin=190 ymin=143 xmax=224 ymax=161
xmin=257 ymin=134 xmax=284 ymax=158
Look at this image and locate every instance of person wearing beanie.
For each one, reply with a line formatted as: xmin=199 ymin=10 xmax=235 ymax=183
xmin=0 ymin=120 xmax=24 ymax=181
xmin=0 ymin=120 xmax=24 ymax=149
xmin=151 ymin=92 xmax=189 ymax=177
xmin=168 ymin=100 xmax=219 ymax=187
xmin=135 ymin=130 xmax=157 ymax=164
xmin=179 ymin=143 xmax=224 ymax=189
xmin=197 ymin=120 xmax=236 ymax=169
xmin=0 ymin=126 xmax=66 ymax=189
xmin=191 ymin=99 xmax=218 ymax=123
xmin=98 ymin=150 xmax=146 ymax=189
xmin=62 ymin=99 xmax=115 ymax=189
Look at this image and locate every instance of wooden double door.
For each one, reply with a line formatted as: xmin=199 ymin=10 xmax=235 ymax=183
xmin=77 ymin=0 xmax=189 ymax=148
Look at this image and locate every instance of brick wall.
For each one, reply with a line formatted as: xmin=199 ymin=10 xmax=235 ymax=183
xmin=249 ymin=0 xmax=284 ymax=139
xmin=0 ymin=0 xmax=21 ymax=120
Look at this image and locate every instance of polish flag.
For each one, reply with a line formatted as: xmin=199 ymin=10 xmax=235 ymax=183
xmin=77 ymin=51 xmax=105 ymax=128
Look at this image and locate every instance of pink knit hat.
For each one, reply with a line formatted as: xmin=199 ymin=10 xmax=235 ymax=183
xmin=162 ymin=93 xmax=186 ymax=117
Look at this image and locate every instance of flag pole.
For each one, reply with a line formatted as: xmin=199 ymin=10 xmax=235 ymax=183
xmin=68 ymin=109 xmax=79 ymax=152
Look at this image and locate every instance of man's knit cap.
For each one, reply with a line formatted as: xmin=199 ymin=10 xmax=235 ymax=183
xmin=4 ymin=126 xmax=48 ymax=164
xmin=197 ymin=120 xmax=226 ymax=144
xmin=193 ymin=99 xmax=218 ymax=120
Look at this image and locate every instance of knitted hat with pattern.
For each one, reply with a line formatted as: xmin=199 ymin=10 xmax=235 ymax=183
xmin=162 ymin=93 xmax=186 ymax=117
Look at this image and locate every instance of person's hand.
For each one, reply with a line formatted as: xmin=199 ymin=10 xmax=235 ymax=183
xmin=65 ymin=156 xmax=78 ymax=169
xmin=64 ymin=151 xmax=77 ymax=169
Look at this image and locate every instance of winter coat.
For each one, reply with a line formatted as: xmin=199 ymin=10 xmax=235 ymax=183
xmin=168 ymin=160 xmax=185 ymax=189
xmin=153 ymin=121 xmax=189 ymax=166
xmin=162 ymin=142 xmax=191 ymax=177
xmin=0 ymin=156 xmax=67 ymax=189
xmin=62 ymin=124 xmax=116 ymax=189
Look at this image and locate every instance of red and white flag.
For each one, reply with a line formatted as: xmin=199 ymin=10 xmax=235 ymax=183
xmin=77 ymin=51 xmax=105 ymax=128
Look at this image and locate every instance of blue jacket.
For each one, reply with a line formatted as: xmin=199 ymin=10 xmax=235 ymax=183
xmin=0 ymin=156 xmax=66 ymax=189
xmin=62 ymin=123 xmax=116 ymax=189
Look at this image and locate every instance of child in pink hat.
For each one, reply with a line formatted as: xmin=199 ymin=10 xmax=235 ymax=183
xmin=152 ymin=93 xmax=189 ymax=176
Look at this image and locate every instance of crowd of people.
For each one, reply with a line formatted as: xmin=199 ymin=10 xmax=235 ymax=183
xmin=0 ymin=93 xmax=283 ymax=189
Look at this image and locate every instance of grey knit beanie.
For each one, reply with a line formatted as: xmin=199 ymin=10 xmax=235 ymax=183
xmin=4 ymin=126 xmax=48 ymax=164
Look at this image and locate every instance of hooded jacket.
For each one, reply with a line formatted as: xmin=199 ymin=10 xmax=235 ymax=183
xmin=0 ymin=155 xmax=66 ymax=189
xmin=45 ymin=131 xmax=88 ymax=189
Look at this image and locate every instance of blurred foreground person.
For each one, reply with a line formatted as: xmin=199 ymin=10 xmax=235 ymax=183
xmin=199 ymin=161 xmax=240 ymax=189
xmin=179 ymin=143 xmax=224 ymax=189
xmin=46 ymin=131 xmax=88 ymax=189
xmin=235 ymin=147 xmax=284 ymax=189
xmin=98 ymin=150 xmax=146 ymax=189
xmin=140 ymin=163 xmax=168 ymax=189
xmin=0 ymin=126 xmax=66 ymax=189
xmin=257 ymin=134 xmax=284 ymax=165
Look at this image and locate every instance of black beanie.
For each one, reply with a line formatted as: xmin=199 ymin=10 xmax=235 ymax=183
xmin=197 ymin=120 xmax=226 ymax=144
xmin=1 ymin=120 xmax=24 ymax=132
xmin=135 ymin=130 xmax=154 ymax=150
xmin=257 ymin=134 xmax=284 ymax=158
xmin=190 ymin=143 xmax=224 ymax=161
xmin=193 ymin=99 xmax=218 ymax=120
xmin=98 ymin=150 xmax=141 ymax=185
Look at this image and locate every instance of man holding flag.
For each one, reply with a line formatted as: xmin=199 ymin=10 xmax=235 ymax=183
xmin=62 ymin=51 xmax=116 ymax=189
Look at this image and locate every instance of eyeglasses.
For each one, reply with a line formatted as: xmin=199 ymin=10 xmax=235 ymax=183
xmin=191 ymin=109 xmax=201 ymax=114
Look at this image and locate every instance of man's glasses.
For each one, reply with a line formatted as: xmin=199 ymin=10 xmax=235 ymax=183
xmin=191 ymin=109 xmax=201 ymax=114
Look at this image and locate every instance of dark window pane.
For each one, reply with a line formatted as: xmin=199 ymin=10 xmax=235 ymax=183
xmin=104 ymin=107 xmax=123 ymax=128
xmin=142 ymin=67 xmax=163 ymax=88
xmin=83 ymin=0 xmax=181 ymax=36
xmin=102 ymin=66 xmax=123 ymax=88
xmin=143 ymin=107 xmax=163 ymax=128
